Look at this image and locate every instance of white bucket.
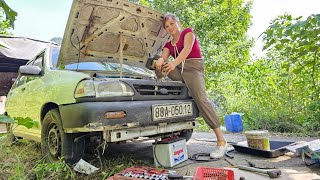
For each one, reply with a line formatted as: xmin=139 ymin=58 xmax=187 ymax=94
xmin=245 ymin=130 xmax=270 ymax=151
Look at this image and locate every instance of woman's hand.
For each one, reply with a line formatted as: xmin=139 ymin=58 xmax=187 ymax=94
xmin=155 ymin=58 xmax=165 ymax=71
xmin=162 ymin=61 xmax=178 ymax=74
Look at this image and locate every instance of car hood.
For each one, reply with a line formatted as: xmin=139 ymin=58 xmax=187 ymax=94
xmin=57 ymin=0 xmax=169 ymax=69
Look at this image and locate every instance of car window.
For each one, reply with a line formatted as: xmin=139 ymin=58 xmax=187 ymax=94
xmin=32 ymin=54 xmax=44 ymax=69
xmin=24 ymin=52 xmax=44 ymax=83
xmin=64 ymin=62 xmax=155 ymax=77
xmin=51 ymin=47 xmax=60 ymax=68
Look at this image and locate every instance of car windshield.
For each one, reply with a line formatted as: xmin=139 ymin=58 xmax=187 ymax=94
xmin=50 ymin=47 xmax=155 ymax=78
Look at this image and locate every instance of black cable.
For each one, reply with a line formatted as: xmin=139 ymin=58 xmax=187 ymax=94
xmin=191 ymin=138 xmax=235 ymax=144
xmin=169 ymin=152 xmax=225 ymax=170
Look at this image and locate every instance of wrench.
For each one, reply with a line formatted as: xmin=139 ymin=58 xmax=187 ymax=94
xmin=237 ymin=165 xmax=281 ymax=178
xmin=225 ymin=158 xmax=281 ymax=178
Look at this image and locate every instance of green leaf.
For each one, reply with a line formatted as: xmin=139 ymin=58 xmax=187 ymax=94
xmin=275 ymin=44 xmax=284 ymax=50
xmin=305 ymin=60 xmax=314 ymax=68
xmin=280 ymin=39 xmax=290 ymax=44
xmin=0 ymin=0 xmax=18 ymax=28
xmin=298 ymin=50 xmax=309 ymax=57
xmin=17 ymin=139 xmax=29 ymax=144
xmin=0 ymin=115 xmax=15 ymax=123
xmin=279 ymin=73 xmax=289 ymax=77
xmin=292 ymin=68 xmax=302 ymax=75
xmin=15 ymin=117 xmax=38 ymax=129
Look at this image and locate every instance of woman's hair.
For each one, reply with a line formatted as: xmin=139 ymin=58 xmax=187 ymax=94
xmin=162 ymin=13 xmax=179 ymax=28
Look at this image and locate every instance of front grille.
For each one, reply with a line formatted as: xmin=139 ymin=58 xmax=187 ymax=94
xmin=133 ymin=84 xmax=183 ymax=96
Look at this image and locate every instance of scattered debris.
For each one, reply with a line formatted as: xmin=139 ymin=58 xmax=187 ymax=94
xmin=286 ymin=139 xmax=320 ymax=165
xmin=286 ymin=139 xmax=320 ymax=154
xmin=73 ymin=159 xmax=99 ymax=175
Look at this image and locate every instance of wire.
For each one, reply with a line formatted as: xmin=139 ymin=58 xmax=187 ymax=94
xmin=191 ymin=138 xmax=235 ymax=144
xmin=170 ymin=150 xmax=235 ymax=170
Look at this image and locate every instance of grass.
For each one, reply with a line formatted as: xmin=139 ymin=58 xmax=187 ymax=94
xmin=0 ymin=134 xmax=42 ymax=179
xmin=0 ymin=134 xmax=152 ymax=179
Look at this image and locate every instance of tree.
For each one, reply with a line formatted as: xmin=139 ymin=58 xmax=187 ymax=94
xmin=0 ymin=11 xmax=11 ymax=35
xmin=0 ymin=0 xmax=17 ymax=46
xmin=0 ymin=0 xmax=17 ymax=28
xmin=237 ymin=14 xmax=320 ymax=134
xmin=263 ymin=14 xmax=320 ymax=101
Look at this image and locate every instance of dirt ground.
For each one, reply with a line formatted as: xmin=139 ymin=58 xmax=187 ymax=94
xmin=103 ymin=132 xmax=320 ymax=180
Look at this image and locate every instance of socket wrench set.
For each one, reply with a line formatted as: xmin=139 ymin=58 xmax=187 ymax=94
xmin=107 ymin=166 xmax=173 ymax=180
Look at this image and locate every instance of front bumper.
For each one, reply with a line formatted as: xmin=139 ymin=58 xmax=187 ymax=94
xmin=65 ymin=120 xmax=197 ymax=142
xmin=59 ymin=99 xmax=199 ymax=131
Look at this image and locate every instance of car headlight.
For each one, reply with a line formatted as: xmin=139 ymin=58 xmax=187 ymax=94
xmin=74 ymin=79 xmax=134 ymax=98
xmin=95 ymin=81 xmax=134 ymax=97
xmin=74 ymin=80 xmax=96 ymax=98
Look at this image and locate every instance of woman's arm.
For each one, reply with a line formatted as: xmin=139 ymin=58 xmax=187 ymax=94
xmin=161 ymin=48 xmax=170 ymax=61
xmin=155 ymin=47 xmax=170 ymax=71
xmin=163 ymin=32 xmax=195 ymax=73
xmin=173 ymin=32 xmax=195 ymax=65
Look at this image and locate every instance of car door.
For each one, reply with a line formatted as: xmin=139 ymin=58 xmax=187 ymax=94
xmin=6 ymin=75 xmax=28 ymax=118
xmin=11 ymin=51 xmax=46 ymax=140
xmin=23 ymin=52 xmax=46 ymax=136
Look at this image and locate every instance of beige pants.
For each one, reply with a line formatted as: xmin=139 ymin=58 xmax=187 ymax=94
xmin=156 ymin=59 xmax=220 ymax=129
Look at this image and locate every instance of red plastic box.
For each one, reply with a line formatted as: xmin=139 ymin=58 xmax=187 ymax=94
xmin=193 ymin=167 xmax=234 ymax=180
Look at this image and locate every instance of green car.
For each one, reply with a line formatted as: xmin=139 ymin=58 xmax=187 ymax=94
xmin=5 ymin=0 xmax=198 ymax=164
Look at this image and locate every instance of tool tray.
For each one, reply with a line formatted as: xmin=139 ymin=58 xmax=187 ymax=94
xmin=232 ymin=140 xmax=295 ymax=158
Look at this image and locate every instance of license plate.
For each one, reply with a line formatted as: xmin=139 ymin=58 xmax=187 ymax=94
xmin=152 ymin=102 xmax=193 ymax=121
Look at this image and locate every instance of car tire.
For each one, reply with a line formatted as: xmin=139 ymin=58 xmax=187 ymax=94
xmin=41 ymin=109 xmax=85 ymax=164
xmin=179 ymin=130 xmax=193 ymax=142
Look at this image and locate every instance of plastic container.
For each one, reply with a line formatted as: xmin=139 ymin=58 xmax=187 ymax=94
xmin=224 ymin=114 xmax=243 ymax=133
xmin=244 ymin=130 xmax=270 ymax=151
xmin=193 ymin=167 xmax=234 ymax=180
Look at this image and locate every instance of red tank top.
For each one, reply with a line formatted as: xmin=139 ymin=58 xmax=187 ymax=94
xmin=163 ymin=28 xmax=202 ymax=60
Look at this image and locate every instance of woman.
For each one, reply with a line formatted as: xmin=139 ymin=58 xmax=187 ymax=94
xmin=155 ymin=14 xmax=228 ymax=158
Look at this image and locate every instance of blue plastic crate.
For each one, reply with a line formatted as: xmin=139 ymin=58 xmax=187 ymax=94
xmin=224 ymin=114 xmax=243 ymax=133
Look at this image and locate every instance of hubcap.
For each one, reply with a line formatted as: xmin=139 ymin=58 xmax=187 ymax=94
xmin=47 ymin=124 xmax=61 ymax=157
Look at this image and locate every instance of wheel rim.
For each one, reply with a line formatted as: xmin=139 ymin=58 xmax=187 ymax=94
xmin=47 ymin=124 xmax=61 ymax=157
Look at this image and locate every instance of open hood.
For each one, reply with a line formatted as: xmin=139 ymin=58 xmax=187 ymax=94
xmin=58 ymin=0 xmax=170 ymax=69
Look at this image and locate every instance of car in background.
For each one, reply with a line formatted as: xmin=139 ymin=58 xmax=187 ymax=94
xmin=5 ymin=0 xmax=198 ymax=164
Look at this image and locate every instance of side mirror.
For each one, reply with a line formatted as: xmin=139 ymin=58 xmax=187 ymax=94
xmin=19 ymin=65 xmax=42 ymax=75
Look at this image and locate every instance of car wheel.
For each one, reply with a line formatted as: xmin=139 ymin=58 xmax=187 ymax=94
xmin=41 ymin=109 xmax=85 ymax=164
xmin=179 ymin=129 xmax=193 ymax=142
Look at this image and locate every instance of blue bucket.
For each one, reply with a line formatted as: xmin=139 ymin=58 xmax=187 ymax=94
xmin=224 ymin=114 xmax=243 ymax=133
